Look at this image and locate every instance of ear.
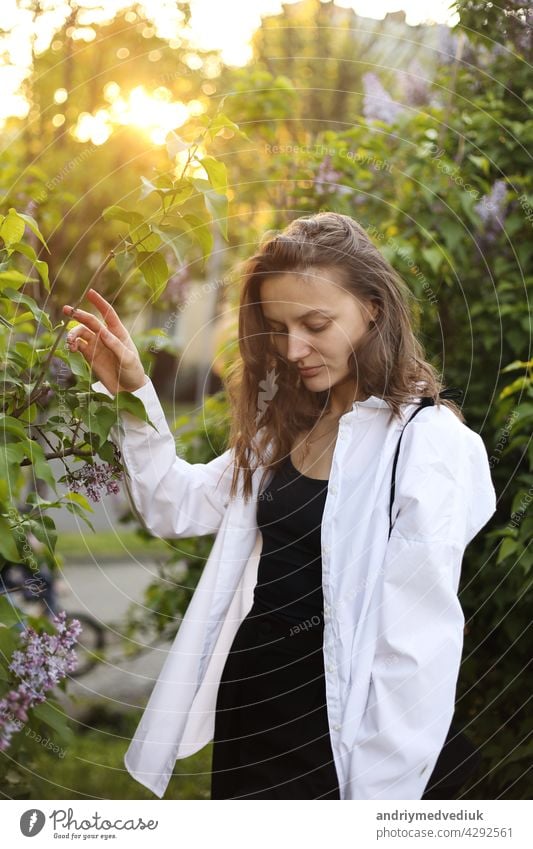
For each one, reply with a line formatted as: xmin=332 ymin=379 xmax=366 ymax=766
xmin=368 ymin=300 xmax=380 ymax=323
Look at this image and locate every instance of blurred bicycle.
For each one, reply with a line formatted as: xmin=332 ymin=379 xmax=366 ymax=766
xmin=0 ymin=558 xmax=106 ymax=678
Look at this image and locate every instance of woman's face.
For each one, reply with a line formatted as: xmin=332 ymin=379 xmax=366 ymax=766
xmin=259 ymin=267 xmax=378 ymax=391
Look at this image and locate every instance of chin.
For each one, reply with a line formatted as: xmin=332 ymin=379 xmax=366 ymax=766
xmin=304 ymin=375 xmax=331 ymax=391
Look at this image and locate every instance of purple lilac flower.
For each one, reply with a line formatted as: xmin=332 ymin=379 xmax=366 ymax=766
xmin=400 ymin=59 xmax=430 ymax=107
xmin=67 ymin=460 xmax=122 ymax=502
xmin=0 ymin=611 xmax=81 ymax=752
xmin=362 ymin=72 xmax=404 ymax=124
xmin=437 ymin=23 xmax=460 ymax=64
xmin=314 ymin=155 xmax=343 ymax=196
xmin=474 ymin=179 xmax=508 ymax=241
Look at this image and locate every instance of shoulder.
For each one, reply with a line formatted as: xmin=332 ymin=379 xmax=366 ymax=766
xmin=393 ymin=402 xmax=496 ymax=546
xmin=397 ymin=402 xmax=488 ymax=470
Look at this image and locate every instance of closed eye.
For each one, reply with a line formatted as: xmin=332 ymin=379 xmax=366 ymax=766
xmin=267 ymin=324 xmax=329 ymax=334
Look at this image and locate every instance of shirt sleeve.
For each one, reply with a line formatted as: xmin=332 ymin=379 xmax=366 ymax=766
xmin=347 ymin=406 xmax=497 ymax=800
xmin=91 ymin=377 xmax=236 ymax=539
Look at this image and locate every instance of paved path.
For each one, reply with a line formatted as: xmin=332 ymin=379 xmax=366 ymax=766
xmin=54 ymin=559 xmax=179 ymax=718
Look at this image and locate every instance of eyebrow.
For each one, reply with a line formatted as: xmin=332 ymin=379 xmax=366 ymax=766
xmin=262 ymin=309 xmax=335 ymax=324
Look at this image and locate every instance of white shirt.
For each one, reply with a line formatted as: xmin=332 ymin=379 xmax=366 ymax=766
xmin=92 ymin=377 xmax=497 ymax=800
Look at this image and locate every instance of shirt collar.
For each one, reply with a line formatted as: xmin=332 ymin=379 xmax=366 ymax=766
xmin=351 ymin=395 xmax=390 ymax=409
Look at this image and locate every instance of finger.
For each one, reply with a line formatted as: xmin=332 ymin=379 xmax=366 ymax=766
xmin=64 ymin=303 xmax=130 ymax=347
xmin=66 ymin=326 xmax=95 ymax=358
xmin=67 ymin=325 xmax=94 ymax=343
xmin=63 ymin=306 xmax=108 ymax=337
xmin=86 ymin=289 xmax=129 ymax=340
xmin=69 ymin=310 xmax=128 ymax=360
xmin=66 ymin=325 xmax=94 ymax=351
xmin=97 ymin=324 xmax=130 ymax=362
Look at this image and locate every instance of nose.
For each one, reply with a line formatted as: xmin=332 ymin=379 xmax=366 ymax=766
xmin=285 ymin=331 xmax=315 ymax=364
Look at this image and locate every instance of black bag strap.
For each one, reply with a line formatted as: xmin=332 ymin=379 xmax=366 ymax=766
xmin=388 ymin=388 xmax=463 ymax=540
xmin=385 ymin=386 xmax=475 ymax=795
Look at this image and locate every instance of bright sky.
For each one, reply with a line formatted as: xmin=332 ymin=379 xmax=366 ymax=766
xmin=188 ymin=0 xmax=458 ymax=64
xmin=0 ymin=0 xmax=458 ymax=131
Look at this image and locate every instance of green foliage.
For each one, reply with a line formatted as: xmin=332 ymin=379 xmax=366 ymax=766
xmin=0 ymin=93 xmax=240 ymax=798
xmin=3 ymin=706 xmax=212 ymax=800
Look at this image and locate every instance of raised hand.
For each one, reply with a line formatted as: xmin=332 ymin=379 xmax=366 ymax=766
xmin=63 ymin=289 xmax=148 ymax=395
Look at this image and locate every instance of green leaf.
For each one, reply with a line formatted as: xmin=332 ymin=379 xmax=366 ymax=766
xmin=63 ymin=491 xmax=94 ymax=514
xmin=466 ymin=154 xmax=490 ymax=175
xmin=0 ymin=414 xmax=28 ymax=438
xmin=116 ymin=391 xmax=156 ymax=428
xmin=12 ymin=310 xmax=35 ymax=326
xmin=200 ymin=156 xmax=228 ymax=194
xmin=63 ymin=504 xmax=95 ymax=532
xmin=191 ymin=178 xmax=228 ymax=241
xmin=9 ymin=242 xmax=50 ymax=291
xmin=67 ymin=351 xmax=90 ymax=379
xmin=19 ymin=402 xmax=38 ymax=424
xmin=0 ymin=626 xmax=20 ymax=665
xmin=165 ymin=130 xmax=191 ymax=158
xmin=164 ymin=180 xmax=194 ymax=210
xmin=139 ymin=176 xmax=159 ymax=200
xmin=2 ymin=443 xmax=28 ymax=465
xmin=0 ymin=269 xmax=37 ymax=291
xmin=113 ymin=249 xmax=136 ymax=279
xmin=0 ymin=594 xmax=24 ymax=628
xmin=25 ymin=516 xmax=57 ymax=553
xmin=439 ymin=220 xmax=464 ymax=253
xmin=129 ymin=223 xmax=162 ymax=252
xmin=500 ymin=359 xmax=532 ymax=373
xmin=421 ymin=247 xmax=443 ymax=275
xmin=26 ymin=439 xmax=57 ymax=491
xmin=181 ymin=213 xmax=214 ymax=263
xmin=497 ymin=536 xmax=518 ymax=564
xmin=2 ymin=288 xmax=51 ymax=329
xmin=102 ymin=205 xmax=144 ymax=226
xmin=0 ymin=210 xmax=26 ymax=248
xmin=152 ymin=223 xmax=195 ymax=263
xmin=86 ymin=404 xmax=117 ymax=442
xmin=135 ymin=250 xmax=169 ymax=299
xmin=31 ymin=698 xmax=74 ymax=744
xmin=15 ymin=210 xmax=50 ymax=253
xmin=459 ymin=191 xmax=478 ymax=226
xmin=0 ymin=517 xmax=21 ymax=561
xmin=208 ymin=111 xmax=251 ymax=143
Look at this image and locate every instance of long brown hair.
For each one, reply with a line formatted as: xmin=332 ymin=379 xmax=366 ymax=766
xmin=220 ymin=211 xmax=463 ymax=502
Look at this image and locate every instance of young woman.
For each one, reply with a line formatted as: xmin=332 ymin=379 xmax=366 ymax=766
xmin=63 ymin=211 xmax=496 ymax=800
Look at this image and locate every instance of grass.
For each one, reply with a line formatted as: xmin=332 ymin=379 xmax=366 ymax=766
xmin=56 ymin=530 xmax=177 ymax=563
xmin=22 ymin=708 xmax=213 ymax=800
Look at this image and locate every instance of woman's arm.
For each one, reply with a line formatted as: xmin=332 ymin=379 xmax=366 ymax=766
xmin=346 ymin=406 xmax=497 ymax=800
xmin=64 ymin=289 xmax=236 ymax=538
xmin=92 ymin=377 xmax=235 ymax=539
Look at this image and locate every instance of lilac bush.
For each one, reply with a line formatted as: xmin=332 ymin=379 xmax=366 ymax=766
xmin=437 ymin=23 xmax=460 ymax=64
xmin=474 ymin=179 xmax=509 ymax=241
xmin=362 ymin=72 xmax=404 ymax=123
xmin=400 ymin=59 xmax=430 ymax=107
xmin=314 ymin=154 xmax=343 ymax=196
xmin=0 ymin=611 xmax=81 ymax=751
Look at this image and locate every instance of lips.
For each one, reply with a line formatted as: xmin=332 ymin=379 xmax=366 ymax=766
xmin=299 ymin=365 xmax=322 ymax=375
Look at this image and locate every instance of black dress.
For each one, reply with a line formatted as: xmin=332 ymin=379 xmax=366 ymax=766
xmin=210 ymin=455 xmax=341 ymax=800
